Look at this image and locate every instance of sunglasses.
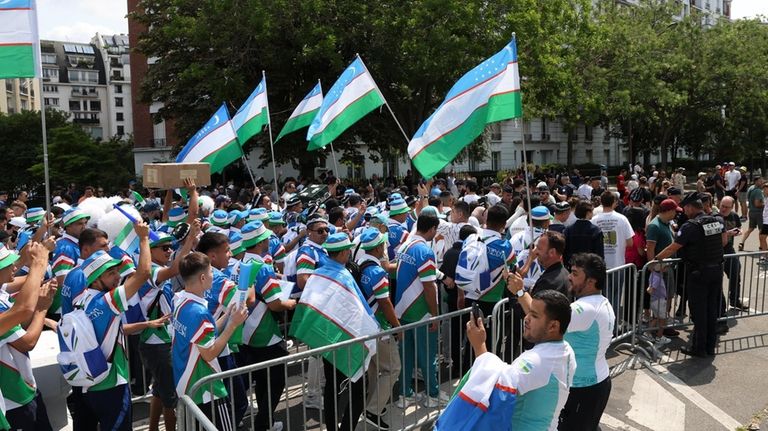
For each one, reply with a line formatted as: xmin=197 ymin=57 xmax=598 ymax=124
xmin=158 ymin=245 xmax=173 ymax=251
xmin=310 ymin=228 xmax=329 ymax=234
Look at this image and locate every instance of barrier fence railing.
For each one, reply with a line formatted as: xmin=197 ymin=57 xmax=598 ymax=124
xmin=170 ymin=252 xmax=768 ymax=429
xmin=180 ymin=307 xmax=480 ymax=431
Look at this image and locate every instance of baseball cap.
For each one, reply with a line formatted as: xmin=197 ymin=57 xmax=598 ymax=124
xmin=666 ymin=186 xmax=682 ymax=196
xmin=553 ymin=201 xmax=571 ymax=213
xmin=323 ymin=233 xmax=355 ymax=252
xmin=531 ymin=206 xmax=550 ymax=221
xmin=82 ymin=250 xmax=121 ymax=286
xmin=659 ymin=199 xmax=678 ymax=212
xmin=680 ymin=192 xmax=703 ymax=207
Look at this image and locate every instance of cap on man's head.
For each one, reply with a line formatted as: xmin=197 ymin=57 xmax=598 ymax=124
xmin=228 ymin=230 xmax=245 ymax=255
xmin=359 ymin=228 xmax=387 ymax=251
xmin=554 ymin=201 xmax=571 ymax=213
xmin=680 ymin=192 xmax=703 ymax=207
xmin=590 ymin=176 xmax=601 ymax=182
xmin=388 ymin=197 xmax=409 ymax=216
xmin=0 ymin=244 xmax=20 ymax=271
xmin=666 ymin=186 xmax=682 ymax=196
xmin=536 ymin=182 xmax=548 ymax=191
xmin=629 ymin=188 xmax=644 ymax=203
xmin=142 ymin=201 xmax=160 ymax=212
xmin=167 ymin=207 xmax=186 ymax=227
xmin=248 ymin=208 xmax=269 ymax=222
xmin=267 ymin=211 xmax=286 ymax=225
xmin=25 ymin=207 xmax=45 ymax=224
xmin=306 ymin=213 xmax=328 ymax=228
xmin=653 ymin=194 xmax=668 ymax=206
xmin=82 ymin=250 xmax=121 ymax=286
xmin=729 ymin=162 xmax=736 ymax=166
xmin=531 ymin=206 xmax=550 ymax=221
xmin=285 ymin=195 xmax=301 ymax=208
xmin=659 ymin=199 xmax=678 ymax=212
xmin=211 ymin=209 xmax=229 ymax=227
xmin=62 ymin=208 xmax=90 ymax=227
xmin=241 ymin=221 xmax=271 ymax=248
xmin=323 ymin=233 xmax=354 ymax=252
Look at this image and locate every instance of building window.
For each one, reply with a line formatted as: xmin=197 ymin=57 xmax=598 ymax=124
xmin=116 ymin=112 xmax=124 ymax=121
xmin=604 ymin=149 xmax=610 ymax=165
xmin=491 ymin=151 xmax=501 ymax=171
xmin=89 ymin=100 xmax=101 ymax=111
xmin=41 ymin=53 xmax=56 ymax=64
xmin=541 ymin=118 xmax=548 ymax=140
xmin=541 ymin=150 xmax=553 ymax=164
xmin=585 ymin=149 xmax=593 ymax=163
xmin=68 ymin=70 xmax=98 ymax=83
xmin=489 ymin=123 xmax=502 ymax=141
xmin=43 ymin=84 xmax=58 ymax=92
xmin=383 ymin=158 xmax=397 ymax=178
xmin=44 ymin=97 xmax=59 ymax=106
xmin=69 ymin=100 xmax=81 ymax=111
xmin=115 ymin=84 xmax=122 ymax=94
xmin=115 ymin=97 xmax=123 ymax=107
xmin=117 ymin=125 xmax=125 ymax=136
xmin=21 ymin=99 xmax=28 ymax=110
xmin=585 ymin=124 xmax=593 ymax=141
xmin=42 ymin=68 xmax=58 ymax=79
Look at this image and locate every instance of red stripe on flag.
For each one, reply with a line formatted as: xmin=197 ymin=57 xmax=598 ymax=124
xmin=458 ymin=391 xmax=488 ymax=412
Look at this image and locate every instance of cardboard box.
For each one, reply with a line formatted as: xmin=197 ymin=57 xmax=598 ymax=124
xmin=143 ymin=163 xmax=211 ymax=189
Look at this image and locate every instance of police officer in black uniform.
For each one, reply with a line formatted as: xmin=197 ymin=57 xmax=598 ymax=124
xmin=655 ymin=192 xmax=732 ymax=357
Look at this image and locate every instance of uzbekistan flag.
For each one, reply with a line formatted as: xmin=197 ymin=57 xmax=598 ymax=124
xmin=232 ymin=76 xmax=269 ymax=145
xmin=306 ymin=57 xmax=384 ymax=151
xmin=275 ymin=81 xmax=323 ymax=143
xmin=435 ymin=353 xmax=519 ymax=431
xmin=408 ymin=37 xmax=522 ymax=178
xmin=0 ymin=0 xmax=41 ymax=79
xmin=176 ymin=104 xmax=240 ymax=174
xmin=290 ymin=272 xmax=379 ymax=382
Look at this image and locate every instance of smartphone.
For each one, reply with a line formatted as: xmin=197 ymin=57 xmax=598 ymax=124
xmin=471 ymin=302 xmax=484 ymax=322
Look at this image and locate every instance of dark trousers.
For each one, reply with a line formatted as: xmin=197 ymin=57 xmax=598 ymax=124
xmin=70 ymin=384 xmax=132 ymax=431
xmin=235 ymin=343 xmax=288 ymax=431
xmin=198 ymin=398 xmax=235 ymax=431
xmin=723 ymin=253 xmax=741 ymax=304
xmin=444 ymin=287 xmax=468 ymax=375
xmin=322 ymin=358 xmax=365 ymax=431
xmin=6 ymin=391 xmax=53 ymax=431
xmin=218 ymin=354 xmax=248 ymax=427
xmin=688 ymin=267 xmax=723 ymax=355
xmin=558 ymin=377 xmax=612 ymax=431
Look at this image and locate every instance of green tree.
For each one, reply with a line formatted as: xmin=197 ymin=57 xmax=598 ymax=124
xmin=132 ymin=0 xmax=595 ymax=177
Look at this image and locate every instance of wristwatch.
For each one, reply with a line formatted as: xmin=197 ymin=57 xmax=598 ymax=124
xmin=516 ymin=288 xmax=525 ymax=298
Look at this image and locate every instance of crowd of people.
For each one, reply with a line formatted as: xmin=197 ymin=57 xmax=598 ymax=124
xmin=0 ymin=159 xmax=763 ymax=431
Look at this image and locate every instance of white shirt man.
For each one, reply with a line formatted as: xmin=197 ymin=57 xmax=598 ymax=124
xmin=724 ymin=164 xmax=741 ymax=192
xmin=590 ymin=195 xmax=634 ymax=269
xmin=577 ymin=182 xmax=593 ymax=200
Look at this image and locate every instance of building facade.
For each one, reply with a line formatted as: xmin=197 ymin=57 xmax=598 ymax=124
xmin=127 ymin=0 xmax=175 ymax=176
xmin=92 ymin=33 xmax=133 ymax=140
xmin=1 ymin=78 xmax=40 ymax=114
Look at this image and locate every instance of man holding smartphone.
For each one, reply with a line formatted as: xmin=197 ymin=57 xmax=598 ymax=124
xmin=718 ymin=197 xmax=746 ymax=311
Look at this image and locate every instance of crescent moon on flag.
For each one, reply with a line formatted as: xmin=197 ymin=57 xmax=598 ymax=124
xmin=212 ymin=114 xmax=220 ymax=125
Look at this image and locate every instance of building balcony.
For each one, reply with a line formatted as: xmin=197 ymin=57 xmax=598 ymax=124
xmin=151 ymin=138 xmax=167 ymax=147
xmin=72 ymin=112 xmax=100 ymax=124
xmin=71 ymin=88 xmax=99 ymax=97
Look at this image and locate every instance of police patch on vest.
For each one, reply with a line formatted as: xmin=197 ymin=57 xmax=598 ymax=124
xmin=702 ymin=222 xmax=722 ymax=236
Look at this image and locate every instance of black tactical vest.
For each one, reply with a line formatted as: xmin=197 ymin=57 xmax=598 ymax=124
xmin=684 ymin=214 xmax=724 ymax=267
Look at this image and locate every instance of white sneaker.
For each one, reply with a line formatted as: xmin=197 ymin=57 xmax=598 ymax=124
xmin=394 ymin=393 xmax=423 ymax=409
xmin=654 ymin=336 xmax=671 ymax=346
xmin=421 ymin=391 xmax=451 ymax=408
xmin=269 ymin=422 xmax=284 ymax=431
xmin=304 ymin=394 xmax=323 ymax=410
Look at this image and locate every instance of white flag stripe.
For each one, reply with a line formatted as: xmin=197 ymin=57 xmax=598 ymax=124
xmin=311 ymin=72 xmax=378 ymax=136
xmin=178 ymin=122 xmax=237 ymax=162
xmin=233 ymin=91 xmax=268 ymax=128
xmin=288 ymin=93 xmax=322 ymax=120
xmin=408 ymin=62 xmax=520 ymax=156
xmin=0 ymin=10 xmax=34 ymax=45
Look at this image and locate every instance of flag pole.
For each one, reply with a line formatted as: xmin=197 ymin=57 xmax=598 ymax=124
xmin=329 ymin=142 xmax=340 ymax=178
xmin=39 ymin=78 xmax=51 ymax=217
xmin=356 ymin=54 xmax=411 ymax=146
xmin=517 ymin=119 xmax=534 ymax=246
xmin=263 ymin=70 xmax=280 ymax=201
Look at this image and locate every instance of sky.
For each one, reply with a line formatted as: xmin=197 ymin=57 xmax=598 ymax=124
xmin=35 ymin=0 xmax=768 ymax=43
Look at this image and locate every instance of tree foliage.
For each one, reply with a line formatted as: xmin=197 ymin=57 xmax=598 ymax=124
xmin=131 ymin=0 xmax=768 ymax=174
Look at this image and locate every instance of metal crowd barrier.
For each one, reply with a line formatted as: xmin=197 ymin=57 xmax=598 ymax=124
xmin=178 ymin=308 xmax=478 ymax=431
xmin=630 ymin=251 xmax=768 ymax=360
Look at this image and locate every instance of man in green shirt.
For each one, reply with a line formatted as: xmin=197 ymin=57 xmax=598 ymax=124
xmin=740 ymin=177 xmax=764 ymax=251
xmin=646 ymin=199 xmax=678 ymax=337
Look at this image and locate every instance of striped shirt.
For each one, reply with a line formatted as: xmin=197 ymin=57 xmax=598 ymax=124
xmin=394 ymin=235 xmax=437 ymax=322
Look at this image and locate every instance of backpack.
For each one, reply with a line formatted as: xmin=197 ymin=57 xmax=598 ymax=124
xmin=56 ymin=302 xmax=111 ymax=388
xmin=455 ymin=234 xmax=494 ymax=294
xmin=346 ymin=259 xmax=378 ymax=289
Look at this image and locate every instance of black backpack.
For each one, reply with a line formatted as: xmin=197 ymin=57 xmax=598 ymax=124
xmin=346 ymin=260 xmax=378 ymax=287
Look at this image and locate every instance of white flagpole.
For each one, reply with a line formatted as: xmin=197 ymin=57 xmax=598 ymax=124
xmin=263 ymin=71 xmax=280 ymax=200
xmin=329 ymin=142 xmax=340 ymax=178
xmin=39 ymin=79 xmax=51 ymax=217
xmin=356 ymin=54 xmax=411 ymax=146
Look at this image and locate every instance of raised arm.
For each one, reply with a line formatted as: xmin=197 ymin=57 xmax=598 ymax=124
xmin=0 ymin=243 xmax=46 ymax=335
xmin=123 ymin=222 xmax=151 ymax=299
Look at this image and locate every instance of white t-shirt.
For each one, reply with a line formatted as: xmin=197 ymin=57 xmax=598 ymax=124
xmin=725 ymin=170 xmax=741 ymax=191
xmin=563 ymin=294 xmax=615 ymax=388
xmin=590 ymin=210 xmax=634 ymax=269
xmin=485 ymin=191 xmax=501 ymax=206
xmin=577 ymin=184 xmax=593 ymax=200
xmin=462 ymin=193 xmax=480 ymax=205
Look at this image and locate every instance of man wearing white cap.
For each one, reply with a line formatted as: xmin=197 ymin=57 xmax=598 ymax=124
xmin=355 ymin=228 xmax=401 ymax=429
xmin=511 ymin=206 xmax=551 ymax=290
xmin=66 ymin=222 xmax=151 ymax=430
xmin=52 ymin=208 xmax=90 ymax=287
